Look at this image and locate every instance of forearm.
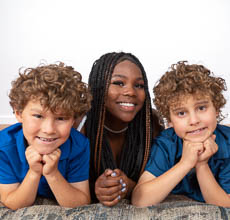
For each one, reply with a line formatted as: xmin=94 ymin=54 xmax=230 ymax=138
xmin=2 ymin=169 xmax=40 ymax=210
xmin=126 ymin=178 xmax=136 ymax=198
xmin=45 ymin=171 xmax=90 ymax=207
xmin=132 ymin=162 xmax=191 ymax=207
xmin=196 ymin=164 xmax=230 ymax=207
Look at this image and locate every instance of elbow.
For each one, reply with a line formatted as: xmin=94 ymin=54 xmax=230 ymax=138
xmin=131 ymin=188 xmax=159 ymax=207
xmin=1 ymin=201 xmax=30 ymax=210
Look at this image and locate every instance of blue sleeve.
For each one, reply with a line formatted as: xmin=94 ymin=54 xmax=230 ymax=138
xmin=0 ymin=150 xmax=19 ymax=184
xmin=214 ymin=125 xmax=230 ymax=194
xmin=218 ymin=159 xmax=230 ymax=194
xmin=145 ymin=137 xmax=174 ymax=177
xmin=67 ymin=137 xmax=90 ymax=183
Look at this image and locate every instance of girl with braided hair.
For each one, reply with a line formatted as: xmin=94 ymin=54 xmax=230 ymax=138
xmin=76 ymin=52 xmax=163 ymax=206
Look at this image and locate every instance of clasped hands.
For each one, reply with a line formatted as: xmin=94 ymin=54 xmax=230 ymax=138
xmin=182 ymin=134 xmax=218 ymax=168
xmin=25 ymin=146 xmax=61 ymax=177
xmin=95 ymin=168 xmax=130 ymax=207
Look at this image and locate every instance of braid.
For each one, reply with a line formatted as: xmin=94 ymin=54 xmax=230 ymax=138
xmin=86 ymin=52 xmax=162 ymax=190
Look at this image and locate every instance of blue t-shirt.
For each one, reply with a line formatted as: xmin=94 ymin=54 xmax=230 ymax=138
xmin=0 ymin=123 xmax=90 ymax=199
xmin=145 ymin=124 xmax=230 ymax=202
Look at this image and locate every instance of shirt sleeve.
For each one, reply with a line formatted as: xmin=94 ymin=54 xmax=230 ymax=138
xmin=217 ymin=159 xmax=230 ymax=194
xmin=0 ymin=150 xmax=19 ymax=184
xmin=67 ymin=137 xmax=90 ymax=183
xmin=145 ymin=137 xmax=174 ymax=177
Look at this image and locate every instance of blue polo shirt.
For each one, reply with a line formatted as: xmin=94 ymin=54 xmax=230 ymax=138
xmin=145 ymin=124 xmax=230 ymax=202
xmin=0 ymin=123 xmax=90 ymax=199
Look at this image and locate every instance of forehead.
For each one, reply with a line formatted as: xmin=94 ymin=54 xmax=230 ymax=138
xmin=169 ymin=93 xmax=211 ymax=109
xmin=112 ymin=60 xmax=142 ymax=78
xmin=25 ymin=99 xmax=70 ymax=116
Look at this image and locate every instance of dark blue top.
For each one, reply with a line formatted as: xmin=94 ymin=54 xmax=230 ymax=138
xmin=145 ymin=124 xmax=230 ymax=202
xmin=0 ymin=123 xmax=90 ymax=199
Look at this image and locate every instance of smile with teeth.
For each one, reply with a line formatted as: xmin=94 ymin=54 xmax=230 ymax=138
xmin=119 ymin=102 xmax=135 ymax=107
xmin=187 ymin=127 xmax=206 ymax=134
xmin=37 ymin=137 xmax=58 ymax=142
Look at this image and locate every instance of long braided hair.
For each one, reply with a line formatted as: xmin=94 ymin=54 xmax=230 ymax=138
xmin=85 ymin=52 xmax=162 ymax=199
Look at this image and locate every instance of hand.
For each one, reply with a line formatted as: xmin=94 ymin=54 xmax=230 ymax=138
xmin=181 ymin=140 xmax=204 ymax=169
xmin=25 ymin=146 xmax=43 ymax=176
xmin=95 ymin=169 xmax=126 ymax=206
xmin=197 ymin=135 xmax=218 ymax=166
xmin=42 ymin=148 xmax=61 ymax=177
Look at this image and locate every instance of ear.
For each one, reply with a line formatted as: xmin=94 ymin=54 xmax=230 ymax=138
xmin=14 ymin=110 xmax=23 ymax=123
xmin=168 ymin=122 xmax=173 ymax=128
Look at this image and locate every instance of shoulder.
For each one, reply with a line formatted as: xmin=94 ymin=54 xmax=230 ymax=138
xmin=154 ymin=127 xmax=181 ymax=146
xmin=68 ymin=128 xmax=90 ymax=154
xmin=214 ymin=124 xmax=230 ymax=159
xmin=150 ymin=127 xmax=182 ymax=156
xmin=0 ymin=123 xmax=22 ymax=149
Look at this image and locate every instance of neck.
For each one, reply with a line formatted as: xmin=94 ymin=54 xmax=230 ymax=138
xmin=104 ymin=124 xmax=128 ymax=134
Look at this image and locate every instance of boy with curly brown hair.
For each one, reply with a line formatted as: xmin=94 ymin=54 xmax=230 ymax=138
xmin=132 ymin=61 xmax=230 ymax=207
xmin=0 ymin=62 xmax=92 ymax=210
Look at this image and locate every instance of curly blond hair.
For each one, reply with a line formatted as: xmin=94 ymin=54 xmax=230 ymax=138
xmin=153 ymin=61 xmax=227 ymax=123
xmin=9 ymin=62 xmax=92 ymax=118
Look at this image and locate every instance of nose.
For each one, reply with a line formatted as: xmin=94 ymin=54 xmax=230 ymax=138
xmin=189 ymin=112 xmax=200 ymax=126
xmin=123 ymin=85 xmax=136 ymax=97
xmin=42 ymin=119 xmax=56 ymax=134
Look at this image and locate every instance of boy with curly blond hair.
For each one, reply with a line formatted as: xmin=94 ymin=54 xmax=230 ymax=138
xmin=132 ymin=61 xmax=230 ymax=207
xmin=0 ymin=62 xmax=92 ymax=210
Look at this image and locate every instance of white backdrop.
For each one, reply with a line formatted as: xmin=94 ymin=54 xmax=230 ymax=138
xmin=0 ymin=0 xmax=230 ymax=124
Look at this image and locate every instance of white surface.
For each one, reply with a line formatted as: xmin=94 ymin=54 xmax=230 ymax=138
xmin=0 ymin=0 xmax=229 ymax=124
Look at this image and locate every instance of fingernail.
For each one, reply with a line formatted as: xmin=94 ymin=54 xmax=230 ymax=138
xmin=111 ymin=172 xmax=116 ymax=177
xmin=122 ymin=183 xmax=126 ymax=187
xmin=121 ymin=187 xmax=126 ymax=192
xmin=119 ymin=179 xmax=123 ymax=184
xmin=117 ymin=195 xmax=121 ymax=200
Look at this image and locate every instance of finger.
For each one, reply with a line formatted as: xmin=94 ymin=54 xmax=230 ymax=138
xmin=101 ymin=197 xmax=120 ymax=207
xmin=97 ymin=178 xmax=121 ymax=188
xmin=97 ymin=184 xmax=122 ymax=196
xmin=104 ymin=169 xmax=114 ymax=177
xmin=211 ymin=134 xmax=216 ymax=141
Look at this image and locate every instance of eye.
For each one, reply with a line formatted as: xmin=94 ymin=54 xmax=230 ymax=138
xmin=135 ymin=83 xmax=144 ymax=89
xmin=198 ymin=105 xmax=206 ymax=111
xmin=33 ymin=114 xmax=42 ymax=119
xmin=56 ymin=117 xmax=65 ymax=121
xmin=177 ymin=111 xmax=186 ymax=117
xmin=111 ymin=80 xmax=124 ymax=87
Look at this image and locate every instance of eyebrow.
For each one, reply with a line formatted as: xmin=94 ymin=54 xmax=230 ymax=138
xmin=111 ymin=74 xmax=144 ymax=81
xmin=171 ymin=100 xmax=210 ymax=112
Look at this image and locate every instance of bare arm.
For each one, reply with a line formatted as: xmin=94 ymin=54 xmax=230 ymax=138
xmin=43 ymin=149 xmax=90 ymax=207
xmin=196 ymin=136 xmax=230 ymax=207
xmin=0 ymin=147 xmax=42 ymax=210
xmin=46 ymin=172 xmax=90 ymax=207
xmin=196 ymin=163 xmax=230 ymax=207
xmin=132 ymin=141 xmax=204 ymax=207
xmin=0 ymin=170 xmax=41 ymax=210
xmin=131 ymin=161 xmax=191 ymax=207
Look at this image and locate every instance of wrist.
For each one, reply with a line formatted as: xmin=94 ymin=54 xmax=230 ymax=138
xmin=28 ymin=169 xmax=42 ymax=180
xmin=196 ymin=162 xmax=209 ymax=170
xmin=44 ymin=169 xmax=60 ymax=181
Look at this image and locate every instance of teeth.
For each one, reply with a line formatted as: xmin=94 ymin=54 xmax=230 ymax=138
xmin=39 ymin=137 xmax=56 ymax=142
xmin=188 ymin=128 xmax=204 ymax=134
xmin=120 ymin=103 xmax=134 ymax=107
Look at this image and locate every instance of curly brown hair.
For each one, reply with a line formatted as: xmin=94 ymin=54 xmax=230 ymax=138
xmin=153 ymin=61 xmax=227 ymax=123
xmin=9 ymin=62 xmax=92 ymax=118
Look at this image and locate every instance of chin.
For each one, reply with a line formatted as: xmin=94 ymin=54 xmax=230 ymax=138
xmin=36 ymin=148 xmax=57 ymax=155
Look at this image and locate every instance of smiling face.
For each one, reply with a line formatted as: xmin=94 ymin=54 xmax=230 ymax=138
xmin=15 ymin=100 xmax=74 ymax=155
xmin=104 ymin=60 xmax=146 ymax=128
xmin=169 ymin=95 xmax=218 ymax=143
